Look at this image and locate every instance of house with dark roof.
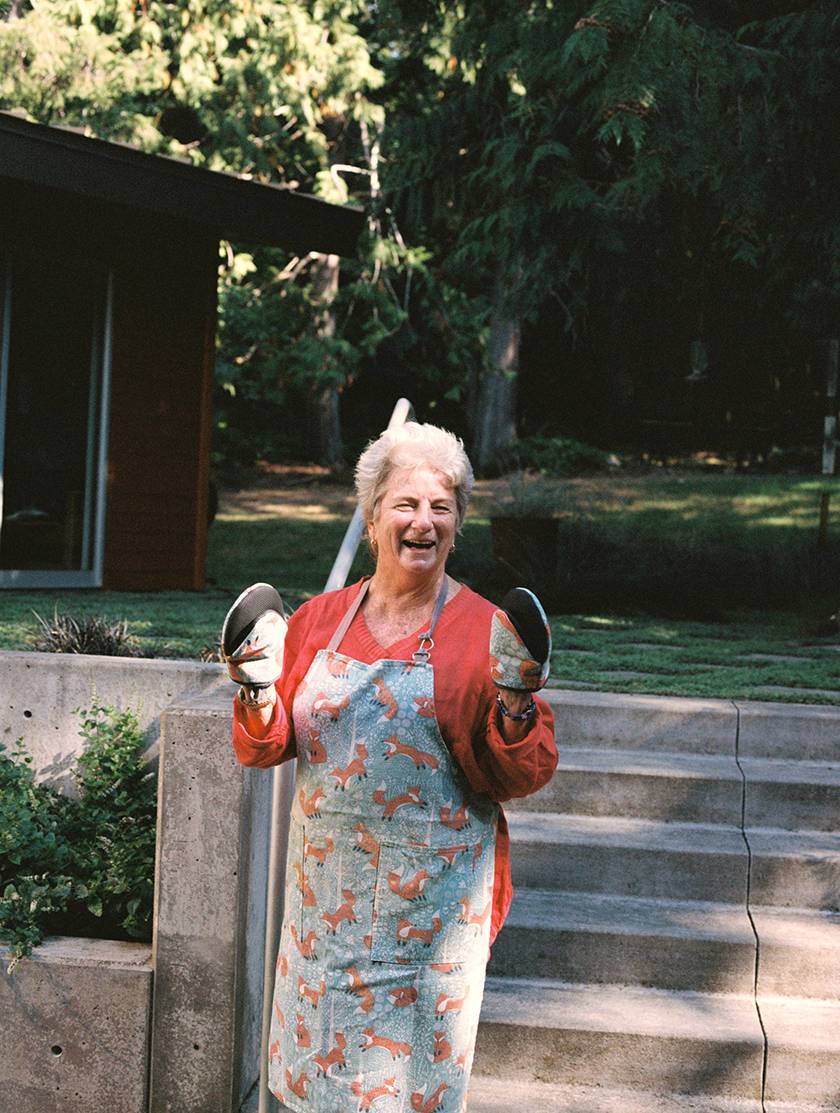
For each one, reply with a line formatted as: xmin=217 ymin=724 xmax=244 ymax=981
xmin=0 ymin=111 xmax=363 ymax=590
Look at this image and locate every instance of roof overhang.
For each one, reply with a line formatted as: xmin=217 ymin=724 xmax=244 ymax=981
xmin=0 ymin=111 xmax=365 ymax=258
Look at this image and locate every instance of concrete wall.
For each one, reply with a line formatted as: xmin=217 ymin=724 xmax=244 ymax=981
xmin=0 ymin=655 xmax=282 ymax=1113
xmin=148 ymin=681 xmax=290 ymax=1113
xmin=0 ymin=937 xmax=153 ymax=1113
xmin=0 ymin=650 xmax=226 ymax=793
xmin=3 ymin=657 xmax=836 ymax=1113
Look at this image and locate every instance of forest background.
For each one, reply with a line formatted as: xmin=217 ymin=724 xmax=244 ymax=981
xmin=2 ymin=0 xmax=838 ymax=476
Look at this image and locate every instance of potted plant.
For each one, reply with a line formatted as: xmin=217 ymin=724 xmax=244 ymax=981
xmin=489 ymin=473 xmax=566 ymax=608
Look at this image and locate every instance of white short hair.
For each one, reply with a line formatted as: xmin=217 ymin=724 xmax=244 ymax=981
xmin=355 ymin=422 xmax=474 ymax=529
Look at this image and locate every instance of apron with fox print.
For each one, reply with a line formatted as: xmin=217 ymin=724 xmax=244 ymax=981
xmin=269 ymin=579 xmax=498 ymax=1113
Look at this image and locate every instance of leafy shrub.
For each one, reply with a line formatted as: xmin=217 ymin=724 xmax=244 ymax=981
xmin=484 ymin=503 xmax=840 ymax=619
xmin=31 ymin=610 xmax=142 ymax=656
xmin=0 ymin=702 xmax=156 ymax=970
xmin=0 ymin=747 xmax=76 ymax=971
xmin=549 ymin=521 xmax=840 ymax=618
xmin=492 ymin=435 xmax=616 ymax=477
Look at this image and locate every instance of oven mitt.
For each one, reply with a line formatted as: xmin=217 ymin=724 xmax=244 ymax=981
xmin=490 ymin=587 xmax=552 ymax=691
xmin=222 ymin=582 xmax=287 ymax=697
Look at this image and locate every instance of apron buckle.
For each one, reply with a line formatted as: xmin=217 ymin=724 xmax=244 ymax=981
xmin=413 ymin=635 xmax=434 ymax=665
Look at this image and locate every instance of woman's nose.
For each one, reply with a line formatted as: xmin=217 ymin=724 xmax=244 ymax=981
xmin=412 ymin=502 xmax=433 ymax=528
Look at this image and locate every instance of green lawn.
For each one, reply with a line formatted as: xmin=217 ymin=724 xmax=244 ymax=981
xmin=0 ymin=469 xmax=838 ymax=704
xmin=546 ymin=610 xmax=840 ymax=705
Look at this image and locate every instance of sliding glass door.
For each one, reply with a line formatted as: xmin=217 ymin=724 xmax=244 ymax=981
xmin=0 ymin=250 xmax=112 ymax=588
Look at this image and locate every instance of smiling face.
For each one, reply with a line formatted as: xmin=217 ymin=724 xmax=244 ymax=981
xmin=368 ymin=466 xmax=458 ymax=587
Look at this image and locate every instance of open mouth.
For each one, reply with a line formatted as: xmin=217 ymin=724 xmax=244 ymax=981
xmin=402 ymin=540 xmax=435 ymax=550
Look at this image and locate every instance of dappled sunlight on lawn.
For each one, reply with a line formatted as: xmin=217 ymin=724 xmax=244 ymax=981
xmin=218 ymin=502 xmax=347 ymax=521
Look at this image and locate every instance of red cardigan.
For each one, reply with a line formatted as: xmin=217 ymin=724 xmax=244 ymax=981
xmin=232 ymin=578 xmax=558 ymax=943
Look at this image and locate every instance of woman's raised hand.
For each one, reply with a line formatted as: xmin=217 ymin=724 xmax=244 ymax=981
xmin=222 ymin=582 xmax=287 ymax=705
xmin=489 ymin=587 xmax=552 ymax=693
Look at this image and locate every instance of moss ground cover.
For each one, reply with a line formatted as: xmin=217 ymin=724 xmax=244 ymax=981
xmin=545 ymin=611 xmax=840 ymax=705
xmin=0 ymin=469 xmax=837 ymax=703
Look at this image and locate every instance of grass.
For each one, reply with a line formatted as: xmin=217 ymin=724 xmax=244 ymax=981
xmin=546 ymin=611 xmax=840 ymax=705
xmin=0 ymin=468 xmax=838 ymax=704
xmin=485 ymin=471 xmax=840 ymax=614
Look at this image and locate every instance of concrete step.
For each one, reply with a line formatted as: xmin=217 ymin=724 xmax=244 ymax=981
xmin=506 ymin=812 xmax=840 ymax=909
xmin=741 ymin=757 xmax=840 ymax=833
xmin=520 ymin=748 xmax=744 ymax=824
xmin=476 ymin=977 xmax=840 ymax=1105
xmin=474 ymin=976 xmax=764 ymax=1099
xmin=488 ymin=889 xmax=840 ymax=999
xmin=543 ymin=689 xmax=738 ymax=756
xmin=746 ymin=826 xmax=840 ymax=909
xmin=518 ymin=748 xmax=840 ymax=832
xmin=760 ymin=993 xmax=840 ymax=1105
xmin=752 ymin=904 xmax=840 ymax=996
xmin=467 ymin=1075 xmax=836 ymax=1113
xmin=506 ymin=811 xmax=749 ymax=903
xmin=487 ymin=889 xmax=756 ymax=993
xmin=736 ymin=701 xmax=840 ymax=763
xmin=543 ymin=690 xmax=840 ymax=763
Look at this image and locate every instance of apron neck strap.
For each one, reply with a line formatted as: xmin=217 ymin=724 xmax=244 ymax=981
xmin=326 ymin=576 xmax=450 ymax=662
xmin=413 ymin=576 xmax=449 ymax=664
xmin=327 ymin=579 xmax=370 ymax=653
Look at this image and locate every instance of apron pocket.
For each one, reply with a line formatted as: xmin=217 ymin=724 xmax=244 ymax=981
xmin=371 ymin=841 xmax=493 ymax=966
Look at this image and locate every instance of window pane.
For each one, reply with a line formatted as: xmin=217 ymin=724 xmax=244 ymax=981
xmin=0 ymin=252 xmax=105 ymax=572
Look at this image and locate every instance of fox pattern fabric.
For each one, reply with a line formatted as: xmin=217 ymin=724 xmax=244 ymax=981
xmin=269 ymin=640 xmax=498 ymax=1113
xmin=488 ymin=604 xmax=551 ymax=692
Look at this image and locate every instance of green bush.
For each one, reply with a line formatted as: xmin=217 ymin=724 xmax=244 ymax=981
xmin=548 ymin=520 xmax=840 ymax=618
xmin=492 ymin=435 xmax=616 ymax=477
xmin=0 ymin=702 xmax=156 ymax=971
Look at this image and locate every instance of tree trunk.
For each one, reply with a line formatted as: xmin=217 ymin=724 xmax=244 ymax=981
xmin=307 ymin=386 xmax=343 ymax=468
xmin=594 ymin=285 xmax=634 ymax=443
xmin=471 ymin=268 xmax=520 ymax=470
xmin=305 ymin=252 xmax=344 ymax=468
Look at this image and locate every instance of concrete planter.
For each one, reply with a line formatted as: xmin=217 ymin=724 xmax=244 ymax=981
xmin=0 ymin=653 xmax=278 ymax=1113
xmin=490 ymin=514 xmax=561 ymax=607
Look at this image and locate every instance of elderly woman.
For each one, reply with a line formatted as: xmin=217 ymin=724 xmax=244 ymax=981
xmin=226 ymin=422 xmax=557 ymax=1113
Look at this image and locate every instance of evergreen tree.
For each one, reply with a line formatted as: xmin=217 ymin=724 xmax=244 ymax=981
xmin=379 ymin=0 xmax=840 ymax=456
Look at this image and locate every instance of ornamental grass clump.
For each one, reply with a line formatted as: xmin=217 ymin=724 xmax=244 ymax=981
xmin=0 ymin=702 xmax=156 ymax=971
xmin=31 ymin=610 xmax=142 ymax=656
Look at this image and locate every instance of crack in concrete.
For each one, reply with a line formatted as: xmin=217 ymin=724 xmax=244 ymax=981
xmin=732 ymin=699 xmax=768 ymax=1113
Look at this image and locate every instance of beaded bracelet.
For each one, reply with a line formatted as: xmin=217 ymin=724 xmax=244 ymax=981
xmin=496 ymin=691 xmax=537 ymax=721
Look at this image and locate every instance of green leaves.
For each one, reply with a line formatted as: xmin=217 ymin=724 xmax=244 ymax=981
xmin=379 ymin=0 xmax=840 ymax=341
xmin=0 ymin=703 xmax=156 ymax=970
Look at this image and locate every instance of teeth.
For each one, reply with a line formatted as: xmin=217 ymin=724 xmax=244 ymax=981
xmin=404 ymin=541 xmax=434 ymax=549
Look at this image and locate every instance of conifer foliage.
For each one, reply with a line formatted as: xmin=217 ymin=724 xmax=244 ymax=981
xmin=379 ymin=0 xmax=840 ymax=454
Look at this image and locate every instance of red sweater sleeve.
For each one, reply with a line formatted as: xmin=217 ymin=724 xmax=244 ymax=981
xmin=231 ymin=583 xmax=363 ymax=768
